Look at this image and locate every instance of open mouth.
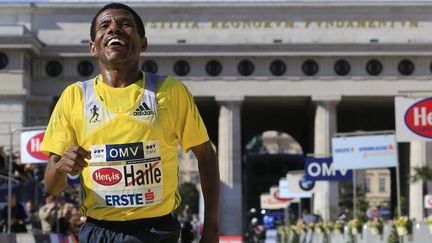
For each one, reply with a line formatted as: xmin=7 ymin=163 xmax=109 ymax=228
xmin=106 ymin=38 xmax=126 ymax=47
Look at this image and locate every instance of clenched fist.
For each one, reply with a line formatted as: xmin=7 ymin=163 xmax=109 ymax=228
xmin=56 ymin=145 xmax=91 ymax=175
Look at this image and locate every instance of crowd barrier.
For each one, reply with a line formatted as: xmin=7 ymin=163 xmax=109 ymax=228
xmin=276 ymin=222 xmax=432 ymax=243
xmin=0 ymin=233 xmax=76 ymax=243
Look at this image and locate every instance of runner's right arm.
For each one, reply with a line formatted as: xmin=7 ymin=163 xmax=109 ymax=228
xmin=44 ymin=145 xmax=90 ymax=195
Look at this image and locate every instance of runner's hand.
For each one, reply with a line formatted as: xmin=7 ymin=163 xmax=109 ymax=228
xmin=55 ymin=145 xmax=91 ymax=175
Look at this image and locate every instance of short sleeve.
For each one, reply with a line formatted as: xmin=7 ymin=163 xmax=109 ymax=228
xmin=41 ymin=84 xmax=80 ymax=156
xmin=168 ymin=79 xmax=209 ymax=152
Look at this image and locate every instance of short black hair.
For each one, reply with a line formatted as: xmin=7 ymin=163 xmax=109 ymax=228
xmin=90 ymin=3 xmax=145 ymax=41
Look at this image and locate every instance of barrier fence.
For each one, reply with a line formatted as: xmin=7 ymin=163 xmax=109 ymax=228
xmin=277 ymin=222 xmax=432 ymax=243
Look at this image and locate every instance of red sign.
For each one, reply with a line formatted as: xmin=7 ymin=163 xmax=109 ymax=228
xmin=405 ymin=98 xmax=432 ymax=138
xmin=272 ymin=189 xmax=294 ymax=202
xmin=26 ymin=132 xmax=48 ymax=160
xmin=424 ymin=195 xmax=432 ymax=209
xmin=92 ymin=168 xmax=122 ymax=186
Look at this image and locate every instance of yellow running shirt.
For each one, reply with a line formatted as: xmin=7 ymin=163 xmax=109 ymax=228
xmin=41 ymin=72 xmax=209 ymax=220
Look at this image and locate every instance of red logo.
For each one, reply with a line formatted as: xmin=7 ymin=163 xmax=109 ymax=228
xmin=428 ymin=197 xmax=432 ymax=206
xmin=92 ymin=168 xmax=122 ymax=186
xmin=26 ymin=133 xmax=48 ymax=160
xmin=145 ymin=189 xmax=154 ymax=201
xmin=272 ymin=189 xmax=294 ymax=202
xmin=405 ymin=98 xmax=432 ymax=138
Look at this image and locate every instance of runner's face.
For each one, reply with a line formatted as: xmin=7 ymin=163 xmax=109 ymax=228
xmin=90 ymin=8 xmax=146 ymax=67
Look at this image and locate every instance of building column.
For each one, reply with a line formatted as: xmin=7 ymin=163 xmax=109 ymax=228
xmin=312 ymin=97 xmax=340 ymax=221
xmin=217 ymin=96 xmax=243 ymax=235
xmin=0 ymin=96 xmax=26 ymax=148
xmin=409 ymin=142 xmax=432 ymax=220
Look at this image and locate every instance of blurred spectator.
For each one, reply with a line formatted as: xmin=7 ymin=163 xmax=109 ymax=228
xmin=181 ymin=217 xmax=195 ymax=243
xmin=11 ymin=151 xmax=26 ymax=182
xmin=192 ymin=214 xmax=203 ymax=240
xmin=68 ymin=205 xmax=84 ymax=242
xmin=180 ymin=204 xmax=192 ymax=223
xmin=39 ymin=195 xmax=59 ymax=233
xmin=25 ymin=200 xmax=41 ymax=232
xmin=245 ymin=217 xmax=266 ymax=243
xmin=301 ymin=209 xmax=317 ymax=224
xmin=0 ymin=146 xmax=6 ymax=171
xmin=0 ymin=194 xmax=27 ymax=232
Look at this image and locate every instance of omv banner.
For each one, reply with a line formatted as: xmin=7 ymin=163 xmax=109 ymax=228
xmin=332 ymin=133 xmax=398 ymax=170
xmin=395 ymin=96 xmax=432 ymax=142
xmin=305 ymin=157 xmax=352 ymax=181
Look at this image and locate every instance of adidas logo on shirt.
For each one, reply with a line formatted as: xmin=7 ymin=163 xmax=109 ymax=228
xmin=133 ymin=103 xmax=153 ymax=116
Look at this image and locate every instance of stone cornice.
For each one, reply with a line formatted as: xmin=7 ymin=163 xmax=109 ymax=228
xmin=0 ymin=89 xmax=28 ymax=100
xmin=38 ymin=43 xmax=432 ymax=57
xmin=0 ymin=36 xmax=43 ymax=56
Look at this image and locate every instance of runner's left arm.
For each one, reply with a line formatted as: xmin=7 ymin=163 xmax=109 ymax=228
xmin=191 ymin=141 xmax=220 ymax=243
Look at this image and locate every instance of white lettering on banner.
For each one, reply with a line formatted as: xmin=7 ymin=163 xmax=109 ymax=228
xmin=94 ymin=172 xmax=120 ymax=182
xmin=30 ymin=138 xmax=41 ymax=153
xmin=308 ymin=162 xmax=348 ymax=177
xmin=414 ymin=107 xmax=432 ymax=126
xmin=109 ymin=146 xmax=139 ymax=159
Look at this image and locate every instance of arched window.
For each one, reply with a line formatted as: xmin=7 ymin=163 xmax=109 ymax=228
xmin=142 ymin=60 xmax=158 ymax=74
xmin=270 ymin=60 xmax=286 ymax=76
xmin=302 ymin=60 xmax=319 ymax=76
xmin=77 ymin=60 xmax=94 ymax=77
xmin=174 ymin=60 xmax=190 ymax=76
xmin=334 ymin=59 xmax=350 ymax=76
xmin=238 ymin=60 xmax=254 ymax=76
xmin=0 ymin=52 xmax=9 ymax=69
xmin=206 ymin=60 xmax=222 ymax=76
xmin=46 ymin=60 xmax=62 ymax=77
xmin=398 ymin=59 xmax=414 ymax=76
xmin=366 ymin=59 xmax=383 ymax=76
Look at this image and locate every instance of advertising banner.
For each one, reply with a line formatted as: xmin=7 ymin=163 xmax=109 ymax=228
xmin=332 ymin=134 xmax=397 ymax=170
xmin=67 ymin=174 xmax=81 ymax=185
xmin=304 ymin=157 xmax=352 ymax=181
xmin=278 ymin=171 xmax=313 ymax=198
xmin=425 ymin=194 xmax=432 ymax=209
xmin=395 ymin=97 xmax=432 ymax=142
xmin=260 ymin=193 xmax=290 ymax=210
xmin=20 ymin=130 xmax=48 ymax=163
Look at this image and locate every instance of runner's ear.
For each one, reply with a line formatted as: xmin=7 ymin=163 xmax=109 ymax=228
xmin=141 ymin=37 xmax=148 ymax=52
xmin=90 ymin=42 xmax=98 ymax=57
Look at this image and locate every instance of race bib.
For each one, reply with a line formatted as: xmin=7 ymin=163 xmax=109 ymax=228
xmin=88 ymin=141 xmax=163 ymax=208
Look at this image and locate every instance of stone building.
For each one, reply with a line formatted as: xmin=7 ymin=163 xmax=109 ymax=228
xmin=1 ymin=0 xmax=432 ymax=235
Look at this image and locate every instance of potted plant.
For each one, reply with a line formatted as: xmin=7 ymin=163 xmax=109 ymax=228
xmin=333 ymin=221 xmax=344 ymax=235
xmin=366 ymin=218 xmax=384 ymax=236
xmin=323 ymin=222 xmax=334 ymax=234
xmin=426 ymin=215 xmax=432 ymax=234
xmin=290 ymin=220 xmax=306 ymax=235
xmin=315 ymin=222 xmax=324 ymax=233
xmin=394 ymin=216 xmax=412 ymax=236
xmin=348 ymin=218 xmax=363 ymax=235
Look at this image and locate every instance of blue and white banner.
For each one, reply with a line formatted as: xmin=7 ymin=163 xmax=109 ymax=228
xmin=305 ymin=157 xmax=352 ymax=181
xmin=67 ymin=174 xmax=81 ymax=185
xmin=332 ymin=133 xmax=398 ymax=170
